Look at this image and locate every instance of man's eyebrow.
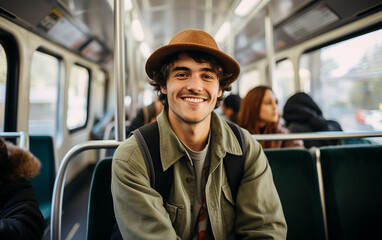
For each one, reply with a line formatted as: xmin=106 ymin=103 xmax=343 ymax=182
xmin=201 ymin=67 xmax=216 ymax=73
xmin=171 ymin=66 xmax=190 ymax=72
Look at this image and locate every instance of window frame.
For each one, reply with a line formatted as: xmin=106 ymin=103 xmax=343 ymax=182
xmin=0 ymin=28 xmax=19 ymax=132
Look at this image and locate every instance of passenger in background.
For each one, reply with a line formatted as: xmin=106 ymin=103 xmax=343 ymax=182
xmin=283 ymin=92 xmax=343 ymax=148
xmin=237 ymin=85 xmax=304 ymax=149
xmin=91 ymin=106 xmax=130 ymax=140
xmin=92 ymin=98 xmax=163 ymax=140
xmin=0 ymin=138 xmax=44 ymax=240
xmin=221 ymin=94 xmax=241 ymax=123
xmin=91 ymin=109 xmax=115 ymax=140
xmin=127 ymin=98 xmax=163 ymax=134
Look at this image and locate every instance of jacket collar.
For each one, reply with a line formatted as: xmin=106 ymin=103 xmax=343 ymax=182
xmin=157 ymin=109 xmax=243 ymax=171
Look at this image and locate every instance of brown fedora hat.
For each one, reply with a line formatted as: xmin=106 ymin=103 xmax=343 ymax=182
xmin=145 ymin=28 xmax=240 ymax=82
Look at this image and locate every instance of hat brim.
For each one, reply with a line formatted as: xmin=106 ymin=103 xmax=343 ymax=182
xmin=145 ymin=43 xmax=240 ymax=82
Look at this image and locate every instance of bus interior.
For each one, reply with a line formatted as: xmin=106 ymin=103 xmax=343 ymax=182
xmin=1 ymin=0 xmax=382 ymax=239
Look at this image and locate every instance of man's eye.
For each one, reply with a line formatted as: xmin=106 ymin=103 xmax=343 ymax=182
xmin=203 ymin=74 xmax=215 ymax=79
xmin=175 ymin=73 xmax=187 ymax=78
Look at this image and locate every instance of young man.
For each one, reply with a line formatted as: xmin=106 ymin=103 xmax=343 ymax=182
xmin=111 ymin=29 xmax=287 ymax=239
xmin=221 ymin=94 xmax=242 ymax=123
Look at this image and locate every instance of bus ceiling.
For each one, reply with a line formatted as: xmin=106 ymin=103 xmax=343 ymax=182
xmin=0 ymin=0 xmax=381 ymax=68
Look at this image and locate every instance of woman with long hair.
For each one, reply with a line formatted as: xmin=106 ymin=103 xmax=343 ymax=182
xmin=237 ymin=85 xmax=304 ymax=149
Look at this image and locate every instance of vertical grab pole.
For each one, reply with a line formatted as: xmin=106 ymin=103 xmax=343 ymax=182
xmin=114 ymin=0 xmax=126 ymax=142
xmin=315 ymin=148 xmax=329 ymax=240
xmin=265 ymin=4 xmax=276 ymax=87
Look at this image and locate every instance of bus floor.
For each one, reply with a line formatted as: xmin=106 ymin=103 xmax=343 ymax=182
xmin=42 ymin=165 xmax=95 ymax=240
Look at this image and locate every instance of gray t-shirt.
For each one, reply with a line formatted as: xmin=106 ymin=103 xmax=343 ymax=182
xmin=181 ymin=133 xmax=211 ymax=238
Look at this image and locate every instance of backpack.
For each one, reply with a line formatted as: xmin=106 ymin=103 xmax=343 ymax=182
xmin=133 ymin=120 xmax=247 ymax=202
xmin=111 ymin=120 xmax=246 ymax=239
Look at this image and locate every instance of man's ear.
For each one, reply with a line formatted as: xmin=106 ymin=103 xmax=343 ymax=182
xmin=218 ymin=88 xmax=223 ymax=98
xmin=160 ymin=85 xmax=167 ymax=94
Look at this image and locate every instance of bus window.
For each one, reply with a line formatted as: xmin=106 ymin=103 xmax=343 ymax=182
xmin=274 ymin=59 xmax=295 ymax=112
xmin=0 ymin=44 xmax=6 ymax=132
xmin=92 ymin=69 xmax=108 ymax=120
xmin=238 ymin=69 xmax=261 ymax=98
xmin=29 ymin=51 xmax=60 ymax=135
xmin=300 ymin=28 xmax=382 ymax=131
xmin=67 ymin=64 xmax=90 ymax=131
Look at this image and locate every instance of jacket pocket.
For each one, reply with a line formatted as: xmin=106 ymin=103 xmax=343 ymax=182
xmin=221 ymin=183 xmax=236 ymax=234
xmin=165 ymin=202 xmax=184 ymax=224
xmin=222 ymin=183 xmax=235 ymax=206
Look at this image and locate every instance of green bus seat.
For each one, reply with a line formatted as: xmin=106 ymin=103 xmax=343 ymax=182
xmin=265 ymin=149 xmax=326 ymax=240
xmin=320 ymin=145 xmax=382 ymax=239
xmin=29 ymin=135 xmax=56 ymax=228
xmin=87 ymin=158 xmax=115 ymax=240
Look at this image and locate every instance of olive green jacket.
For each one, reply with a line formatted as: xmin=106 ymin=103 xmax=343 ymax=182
xmin=111 ymin=110 xmax=287 ymax=240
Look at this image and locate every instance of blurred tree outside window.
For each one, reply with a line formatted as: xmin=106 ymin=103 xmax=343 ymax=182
xmin=29 ymin=51 xmax=60 ymax=135
xmin=300 ymin=29 xmax=382 ymax=132
xmin=67 ymin=64 xmax=90 ymax=130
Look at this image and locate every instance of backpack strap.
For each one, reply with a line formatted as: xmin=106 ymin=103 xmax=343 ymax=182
xmin=132 ymin=121 xmax=173 ymax=202
xmin=131 ymin=123 xmax=156 ymax=188
xmin=224 ymin=121 xmax=246 ymax=201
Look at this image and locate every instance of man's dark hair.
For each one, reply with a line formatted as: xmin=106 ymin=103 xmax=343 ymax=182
xmin=223 ymin=94 xmax=242 ymax=113
xmin=149 ymin=51 xmax=235 ymax=109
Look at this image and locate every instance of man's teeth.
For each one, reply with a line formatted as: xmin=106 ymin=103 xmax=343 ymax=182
xmin=184 ymin=97 xmax=204 ymax=103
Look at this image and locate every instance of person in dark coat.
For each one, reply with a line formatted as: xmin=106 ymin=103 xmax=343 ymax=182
xmin=0 ymin=138 xmax=44 ymax=240
xmin=283 ymin=92 xmax=343 ymax=148
xmin=221 ymin=94 xmax=241 ymax=123
xmin=127 ymin=98 xmax=163 ymax=133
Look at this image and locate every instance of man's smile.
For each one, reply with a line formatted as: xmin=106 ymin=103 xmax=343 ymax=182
xmin=182 ymin=97 xmax=205 ymax=103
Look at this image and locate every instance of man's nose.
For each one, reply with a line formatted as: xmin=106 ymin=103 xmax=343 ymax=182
xmin=186 ymin=75 xmax=203 ymax=92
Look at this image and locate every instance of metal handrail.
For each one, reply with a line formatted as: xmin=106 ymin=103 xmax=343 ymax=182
xmin=50 ymin=0 xmax=127 ymax=238
xmin=50 ymin=140 xmax=121 ymax=240
xmin=100 ymin=120 xmax=130 ymax=159
xmin=0 ymin=131 xmax=29 ymax=150
xmin=103 ymin=120 xmax=131 ymax=140
xmin=252 ymin=131 xmax=382 ymax=141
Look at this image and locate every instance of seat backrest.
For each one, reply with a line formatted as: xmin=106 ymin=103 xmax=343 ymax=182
xmin=87 ymin=158 xmax=115 ymax=240
xmin=319 ymin=145 xmax=382 ymax=240
xmin=29 ymin=135 xmax=56 ymax=227
xmin=265 ymin=149 xmax=326 ymax=240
